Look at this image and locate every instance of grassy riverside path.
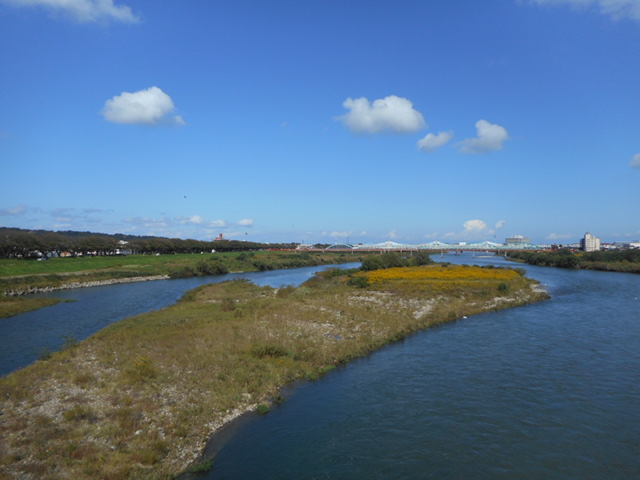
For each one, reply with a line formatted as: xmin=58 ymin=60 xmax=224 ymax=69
xmin=0 ymin=264 xmax=548 ymax=480
xmin=0 ymin=251 xmax=362 ymax=318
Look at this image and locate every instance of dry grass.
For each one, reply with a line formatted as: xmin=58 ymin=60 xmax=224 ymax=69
xmin=0 ymin=266 xmax=547 ymax=479
xmin=0 ymin=296 xmax=63 ymax=318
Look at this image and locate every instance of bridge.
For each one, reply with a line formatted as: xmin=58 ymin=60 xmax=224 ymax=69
xmin=310 ymin=240 xmax=546 ymax=253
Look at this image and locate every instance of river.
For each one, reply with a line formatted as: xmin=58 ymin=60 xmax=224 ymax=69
xmin=0 ymin=263 xmax=359 ymax=377
xmin=195 ymin=254 xmax=640 ymax=480
xmin=2 ymin=256 xmax=639 ymax=479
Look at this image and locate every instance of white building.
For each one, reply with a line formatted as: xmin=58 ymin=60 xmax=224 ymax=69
xmin=581 ymin=232 xmax=601 ymax=252
xmin=505 ymin=235 xmax=530 ymax=245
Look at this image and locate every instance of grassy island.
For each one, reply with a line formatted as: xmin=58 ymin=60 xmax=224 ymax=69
xmin=0 ymin=263 xmax=547 ymax=479
xmin=506 ymin=249 xmax=640 ymax=274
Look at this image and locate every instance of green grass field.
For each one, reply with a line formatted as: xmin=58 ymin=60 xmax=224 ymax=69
xmin=0 ymin=254 xmax=222 ymax=277
xmin=0 ymin=251 xmax=365 ymax=317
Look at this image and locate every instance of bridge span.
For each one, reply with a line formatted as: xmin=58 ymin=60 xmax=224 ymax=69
xmin=303 ymin=240 xmax=546 ymax=254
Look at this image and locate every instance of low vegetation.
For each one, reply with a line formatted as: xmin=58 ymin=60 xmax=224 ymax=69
xmin=0 ymin=296 xmax=64 ymax=318
xmin=507 ymin=249 xmax=640 ymax=273
xmin=0 ymin=263 xmax=547 ymax=479
xmin=0 ymin=251 xmax=364 ymax=317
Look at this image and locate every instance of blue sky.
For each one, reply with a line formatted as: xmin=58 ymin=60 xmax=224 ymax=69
xmin=1 ymin=0 xmax=638 ymax=245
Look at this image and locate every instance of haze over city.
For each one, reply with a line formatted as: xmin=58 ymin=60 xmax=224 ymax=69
xmin=1 ymin=0 xmax=638 ymax=245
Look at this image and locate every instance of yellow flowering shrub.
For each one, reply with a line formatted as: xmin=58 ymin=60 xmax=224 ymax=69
xmin=356 ymin=265 xmax=520 ymax=294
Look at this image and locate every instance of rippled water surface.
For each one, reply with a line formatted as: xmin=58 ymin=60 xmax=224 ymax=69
xmin=199 ymin=255 xmax=640 ymax=480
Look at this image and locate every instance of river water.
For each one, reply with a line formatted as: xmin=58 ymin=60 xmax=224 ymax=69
xmin=2 ymin=256 xmax=639 ymax=479
xmin=0 ymin=263 xmax=359 ymax=376
xmin=197 ymin=255 xmax=640 ymax=480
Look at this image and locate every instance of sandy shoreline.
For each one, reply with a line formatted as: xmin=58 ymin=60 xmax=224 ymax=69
xmin=2 ymin=275 xmax=171 ymax=296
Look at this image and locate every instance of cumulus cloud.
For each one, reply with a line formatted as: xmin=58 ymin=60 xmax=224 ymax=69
xmin=417 ymin=131 xmax=453 ymax=153
xmin=237 ymin=218 xmax=254 ymax=227
xmin=630 ymin=153 xmax=640 ymax=168
xmin=530 ymin=0 xmax=640 ymax=22
xmin=463 ymin=219 xmax=490 ymax=233
xmin=495 ymin=220 xmax=507 ymax=229
xmin=443 ymin=219 xmax=499 ymax=241
xmin=0 ymin=0 xmax=140 ymax=23
xmin=459 ymin=119 xmax=509 ymax=154
xmin=101 ymin=86 xmax=184 ymax=126
xmin=336 ymin=95 xmax=426 ymax=134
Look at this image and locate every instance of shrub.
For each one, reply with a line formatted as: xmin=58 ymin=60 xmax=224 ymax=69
xmin=221 ymin=298 xmax=236 ymax=311
xmin=276 ymin=285 xmax=296 ymax=298
xmin=251 ymin=344 xmax=289 ymax=358
xmin=169 ymin=266 xmax=196 ymax=278
xmin=196 ymin=259 xmax=229 ymax=275
xmin=126 ymin=356 xmax=157 ymax=380
xmin=347 ymin=276 xmax=369 ymax=288
xmin=411 ymin=251 xmax=434 ymax=266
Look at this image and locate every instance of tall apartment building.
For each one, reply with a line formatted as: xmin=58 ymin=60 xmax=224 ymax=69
xmin=581 ymin=232 xmax=601 ymax=252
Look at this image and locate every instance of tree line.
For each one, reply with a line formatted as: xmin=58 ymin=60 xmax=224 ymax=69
xmin=507 ymin=248 xmax=640 ymax=272
xmin=0 ymin=228 xmax=298 ymax=259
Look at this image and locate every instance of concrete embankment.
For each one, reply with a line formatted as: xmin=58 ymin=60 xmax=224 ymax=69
xmin=3 ymin=275 xmax=170 ymax=296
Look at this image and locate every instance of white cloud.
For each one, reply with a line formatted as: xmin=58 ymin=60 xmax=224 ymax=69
xmin=547 ymin=233 xmax=574 ymax=240
xmin=530 ymin=0 xmax=640 ymax=22
xmin=459 ymin=119 xmax=509 ymax=154
xmin=463 ymin=219 xmax=489 ymax=233
xmin=123 ymin=216 xmax=170 ymax=229
xmin=237 ymin=218 xmax=254 ymax=227
xmin=101 ymin=86 xmax=184 ymax=126
xmin=443 ymin=219 xmax=497 ymax=241
xmin=178 ymin=215 xmax=204 ymax=225
xmin=1 ymin=0 xmax=140 ymax=23
xmin=495 ymin=220 xmax=507 ymax=229
xmin=336 ymin=95 xmax=426 ymax=134
xmin=209 ymin=219 xmax=228 ymax=228
xmin=630 ymin=153 xmax=640 ymax=168
xmin=387 ymin=230 xmax=399 ymax=239
xmin=417 ymin=131 xmax=453 ymax=153
xmin=0 ymin=205 xmax=27 ymax=216
xmin=323 ymin=231 xmax=352 ymax=240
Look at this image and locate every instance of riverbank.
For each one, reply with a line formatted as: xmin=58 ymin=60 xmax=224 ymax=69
xmin=0 ymin=264 xmax=548 ymax=480
xmin=506 ymin=249 xmax=640 ymax=274
xmin=0 ymin=276 xmax=172 ymax=319
xmin=0 ymin=251 xmax=363 ymax=317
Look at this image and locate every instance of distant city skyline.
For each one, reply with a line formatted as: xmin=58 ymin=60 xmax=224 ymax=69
xmin=1 ymin=1 xmax=638 ymax=245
